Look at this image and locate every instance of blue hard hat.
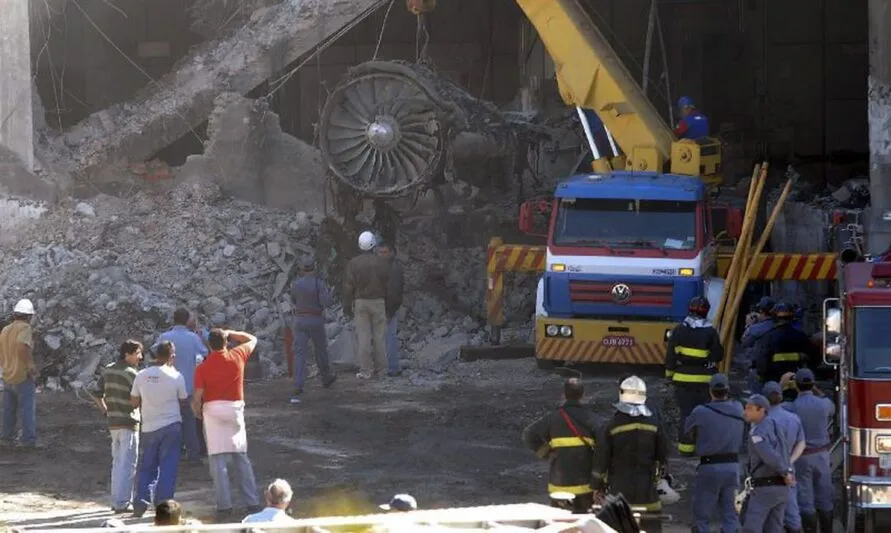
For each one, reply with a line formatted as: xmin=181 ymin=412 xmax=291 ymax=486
xmin=795 ymin=368 xmax=815 ymax=384
xmin=772 ymin=301 xmax=794 ymax=318
xmin=755 ymin=296 xmax=775 ymax=313
xmin=678 ymin=96 xmax=695 ymax=109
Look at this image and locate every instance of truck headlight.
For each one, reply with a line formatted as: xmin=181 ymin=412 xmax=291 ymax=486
xmin=877 ymin=436 xmax=891 ymax=454
xmin=560 ymin=325 xmax=573 ymax=337
xmin=546 ymin=325 xmax=559 ymax=337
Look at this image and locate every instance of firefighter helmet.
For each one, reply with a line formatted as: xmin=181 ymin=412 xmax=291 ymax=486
xmin=618 ymin=375 xmax=647 ymax=405
xmin=688 ymin=296 xmax=710 ymax=318
xmin=772 ymin=301 xmax=794 ymax=319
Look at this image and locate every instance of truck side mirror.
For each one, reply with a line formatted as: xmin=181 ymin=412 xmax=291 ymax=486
xmin=518 ymin=197 xmax=552 ymax=237
xmin=823 ymin=298 xmax=841 ymax=366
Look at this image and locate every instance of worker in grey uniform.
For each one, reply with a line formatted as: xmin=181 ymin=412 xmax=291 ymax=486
xmin=763 ymin=381 xmax=806 ymax=533
xmin=784 ymin=368 xmax=835 ymax=533
xmin=683 ymin=373 xmax=745 ymax=533
xmin=289 ymin=255 xmax=336 ymax=403
xmin=742 ymin=394 xmax=796 ymax=533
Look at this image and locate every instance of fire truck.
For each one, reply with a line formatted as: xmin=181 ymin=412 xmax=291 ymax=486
xmin=825 ymin=244 xmax=891 ymax=530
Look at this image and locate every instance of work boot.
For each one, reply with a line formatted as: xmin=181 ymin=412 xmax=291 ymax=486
xmin=323 ymin=374 xmax=337 ymax=388
xmin=800 ymin=513 xmax=818 ymax=533
xmin=784 ymin=526 xmax=801 ymax=533
xmin=817 ymin=510 xmax=834 ymax=533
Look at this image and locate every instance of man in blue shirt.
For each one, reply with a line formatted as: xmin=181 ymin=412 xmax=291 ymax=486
xmin=684 ymin=373 xmax=745 ymax=533
xmin=674 ymin=96 xmax=710 ymax=140
xmin=289 ymin=255 xmax=336 ymax=403
xmin=742 ymin=394 xmax=795 ymax=533
xmin=785 ymin=368 xmax=836 ymax=533
xmin=153 ymin=308 xmax=208 ymax=463
xmin=763 ymin=381 xmax=807 ymax=533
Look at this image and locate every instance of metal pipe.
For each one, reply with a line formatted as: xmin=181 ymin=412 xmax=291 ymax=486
xmin=655 ymin=6 xmax=674 ymax=127
xmin=575 ymin=106 xmax=602 ymax=161
xmin=604 ymin=126 xmax=619 ymax=159
xmin=642 ymin=0 xmax=657 ymax=94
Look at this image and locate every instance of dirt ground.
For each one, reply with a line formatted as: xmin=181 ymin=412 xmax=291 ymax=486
xmin=0 ymin=359 xmax=697 ymax=531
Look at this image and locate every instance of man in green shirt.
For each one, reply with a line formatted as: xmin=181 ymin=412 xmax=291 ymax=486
xmin=93 ymin=340 xmax=143 ymax=513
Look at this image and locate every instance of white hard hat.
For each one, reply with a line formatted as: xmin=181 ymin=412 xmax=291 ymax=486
xmin=619 ymin=375 xmax=647 ymax=405
xmin=358 ymin=231 xmax=377 ymax=251
xmin=13 ymin=299 xmax=34 ymax=315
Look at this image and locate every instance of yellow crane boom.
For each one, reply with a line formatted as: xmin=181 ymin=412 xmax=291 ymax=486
xmin=515 ymin=0 xmax=721 ymax=182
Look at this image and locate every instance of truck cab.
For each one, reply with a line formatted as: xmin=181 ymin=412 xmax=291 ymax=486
xmin=531 ymin=171 xmax=734 ymax=366
xmin=827 ymin=261 xmax=891 ymax=530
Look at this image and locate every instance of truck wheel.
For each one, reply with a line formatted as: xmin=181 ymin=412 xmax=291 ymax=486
xmin=536 ymin=358 xmax=555 ymax=370
xmin=536 ymin=358 xmax=565 ymax=371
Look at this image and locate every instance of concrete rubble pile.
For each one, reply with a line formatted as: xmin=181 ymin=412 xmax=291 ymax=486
xmin=0 ymin=183 xmax=323 ymax=388
xmin=0 ymin=184 xmax=535 ymax=390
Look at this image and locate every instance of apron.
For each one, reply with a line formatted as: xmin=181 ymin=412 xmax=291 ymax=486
xmin=202 ymin=400 xmax=248 ymax=455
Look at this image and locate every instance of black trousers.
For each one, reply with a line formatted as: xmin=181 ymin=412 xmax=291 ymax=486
xmin=674 ymin=382 xmax=710 ymax=454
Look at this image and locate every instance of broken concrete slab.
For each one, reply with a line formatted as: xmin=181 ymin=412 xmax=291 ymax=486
xmin=176 ymin=93 xmax=326 ymax=213
xmin=53 ymin=0 xmax=388 ymax=181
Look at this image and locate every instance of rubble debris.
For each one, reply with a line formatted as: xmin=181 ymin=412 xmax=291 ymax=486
xmin=44 ymin=0 xmax=388 ymax=181
xmin=0 ymin=177 xmax=535 ymax=388
xmin=177 ymin=93 xmax=326 ymax=213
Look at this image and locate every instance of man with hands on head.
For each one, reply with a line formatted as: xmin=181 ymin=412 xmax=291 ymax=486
xmin=192 ymin=328 xmax=262 ymax=519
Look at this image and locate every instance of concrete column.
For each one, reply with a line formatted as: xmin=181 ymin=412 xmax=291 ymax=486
xmin=868 ymin=0 xmax=891 ymax=254
xmin=0 ymin=0 xmax=34 ymax=171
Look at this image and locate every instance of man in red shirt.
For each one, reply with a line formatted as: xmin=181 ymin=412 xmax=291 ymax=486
xmin=192 ymin=329 xmax=262 ymax=520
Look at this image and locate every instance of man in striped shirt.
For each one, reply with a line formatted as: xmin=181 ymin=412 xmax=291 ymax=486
xmin=93 ymin=340 xmax=143 ymax=513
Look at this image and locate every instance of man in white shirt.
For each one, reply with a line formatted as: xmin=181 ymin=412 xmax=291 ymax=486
xmin=130 ymin=341 xmax=187 ymax=518
xmin=242 ymin=479 xmax=296 ymax=525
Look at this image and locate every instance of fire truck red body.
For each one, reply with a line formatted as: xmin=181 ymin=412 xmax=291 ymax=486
xmin=831 ymin=261 xmax=891 ymax=530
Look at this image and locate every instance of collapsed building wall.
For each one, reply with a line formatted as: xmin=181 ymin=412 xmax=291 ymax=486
xmin=47 ymin=0 xmax=387 ymax=182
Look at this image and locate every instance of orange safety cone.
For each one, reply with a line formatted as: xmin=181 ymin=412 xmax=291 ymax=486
xmin=284 ymin=325 xmax=295 ymax=378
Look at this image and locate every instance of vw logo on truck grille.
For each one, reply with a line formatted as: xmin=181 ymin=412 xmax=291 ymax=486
xmin=611 ymin=283 xmax=632 ymax=304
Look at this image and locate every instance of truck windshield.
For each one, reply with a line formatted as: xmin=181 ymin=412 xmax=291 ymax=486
xmin=552 ymin=198 xmax=697 ymax=250
xmin=854 ymin=307 xmax=891 ymax=377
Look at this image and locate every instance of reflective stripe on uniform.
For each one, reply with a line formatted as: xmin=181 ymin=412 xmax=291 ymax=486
xmin=671 ymin=372 xmax=712 ymax=384
xmin=665 ymin=369 xmax=675 ymax=378
xmin=678 ymin=442 xmax=695 ymax=454
xmin=548 ymin=483 xmax=593 ymax=495
xmin=549 ymin=436 xmax=594 ymax=448
xmin=610 ymin=422 xmax=658 ymax=436
xmin=635 ymin=500 xmax=663 ymax=512
xmin=593 ymin=471 xmax=607 ymax=480
xmin=676 ymin=346 xmax=709 ymax=358
xmin=772 ymin=352 xmax=800 ymax=362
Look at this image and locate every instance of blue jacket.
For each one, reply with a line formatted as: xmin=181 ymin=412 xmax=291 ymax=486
xmin=675 ymin=111 xmax=710 ymax=139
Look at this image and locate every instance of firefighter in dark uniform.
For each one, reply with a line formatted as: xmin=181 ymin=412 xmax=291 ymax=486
xmin=684 ymin=373 xmax=746 ymax=533
xmin=752 ymin=302 xmax=821 ymax=386
xmin=665 ymin=296 xmax=724 ymax=455
xmin=593 ymin=375 xmax=668 ymax=532
xmin=522 ymin=378 xmax=599 ymax=513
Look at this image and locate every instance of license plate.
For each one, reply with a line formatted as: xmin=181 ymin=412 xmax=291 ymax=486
xmin=602 ymin=336 xmax=636 ymax=347
xmin=880 ymin=454 xmax=891 ymax=470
